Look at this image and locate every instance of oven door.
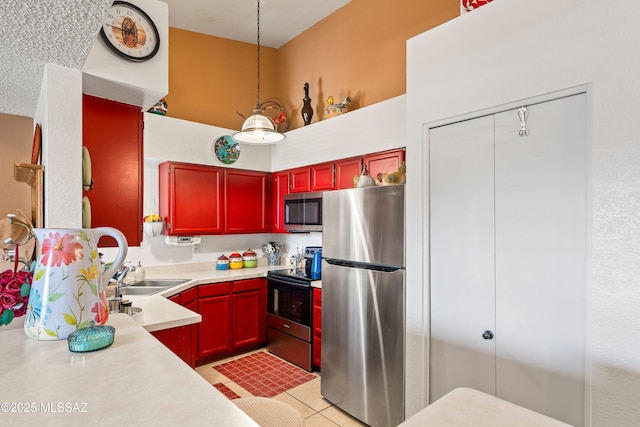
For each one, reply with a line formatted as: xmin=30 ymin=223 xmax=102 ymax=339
xmin=267 ymin=275 xmax=312 ymax=326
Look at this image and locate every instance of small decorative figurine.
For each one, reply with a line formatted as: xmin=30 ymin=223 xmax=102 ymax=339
xmin=301 ymin=83 xmax=313 ymax=126
xmin=378 ymin=162 xmax=407 ymax=186
xmin=324 ymin=95 xmax=351 ymax=119
xmin=148 ymin=98 xmax=168 ymax=115
xmin=353 ymin=165 xmax=376 ymax=188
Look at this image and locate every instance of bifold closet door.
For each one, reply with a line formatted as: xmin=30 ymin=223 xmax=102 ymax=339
xmin=493 ymin=94 xmax=586 ymax=426
xmin=429 ymin=93 xmax=586 ymax=426
xmin=429 ymin=114 xmax=496 ymax=402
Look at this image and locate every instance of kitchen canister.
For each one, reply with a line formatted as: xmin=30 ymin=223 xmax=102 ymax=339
xmin=242 ymin=249 xmax=258 ymax=268
xmin=216 ymin=254 xmax=230 ymax=270
xmin=229 ymin=252 xmax=244 ymax=269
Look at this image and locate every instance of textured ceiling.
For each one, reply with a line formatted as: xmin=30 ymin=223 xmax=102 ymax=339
xmin=0 ymin=0 xmax=113 ymax=118
xmin=0 ymin=0 xmax=350 ymax=119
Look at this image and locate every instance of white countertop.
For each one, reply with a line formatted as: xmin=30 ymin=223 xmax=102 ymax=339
xmin=0 ymin=314 xmax=257 ymax=426
xmin=399 ymin=388 xmax=570 ymax=427
xmin=125 ymin=263 xmax=320 ymax=332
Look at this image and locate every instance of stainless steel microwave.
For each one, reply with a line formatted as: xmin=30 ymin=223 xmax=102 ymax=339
xmin=284 ymin=192 xmax=323 ymax=232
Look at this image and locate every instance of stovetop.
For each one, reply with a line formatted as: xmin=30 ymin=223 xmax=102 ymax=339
xmin=267 ymin=267 xmax=321 ymax=282
xmin=267 ymin=246 xmax=322 ymax=283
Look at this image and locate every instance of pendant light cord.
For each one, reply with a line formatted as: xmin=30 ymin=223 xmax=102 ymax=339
xmin=255 ymin=0 xmax=261 ymax=109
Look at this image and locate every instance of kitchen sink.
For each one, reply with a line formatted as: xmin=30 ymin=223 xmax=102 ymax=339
xmin=119 ymin=287 xmax=167 ymax=296
xmin=128 ymin=279 xmax=190 ymax=288
xmin=119 ymin=279 xmax=190 ymax=296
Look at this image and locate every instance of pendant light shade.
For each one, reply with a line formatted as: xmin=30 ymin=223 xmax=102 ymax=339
xmin=233 ymin=0 xmax=285 ymax=145
xmin=235 ymin=107 xmax=286 ymax=144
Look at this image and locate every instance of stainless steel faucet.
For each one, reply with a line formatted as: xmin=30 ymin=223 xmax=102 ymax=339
xmin=108 ymin=263 xmax=136 ymax=313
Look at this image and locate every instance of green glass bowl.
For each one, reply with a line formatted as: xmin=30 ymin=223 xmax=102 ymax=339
xmin=67 ymin=323 xmax=115 ymax=353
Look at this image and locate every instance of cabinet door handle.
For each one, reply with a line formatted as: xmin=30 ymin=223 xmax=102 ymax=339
xmin=482 ymin=330 xmax=494 ymax=340
xmin=283 ymin=324 xmax=290 ymax=329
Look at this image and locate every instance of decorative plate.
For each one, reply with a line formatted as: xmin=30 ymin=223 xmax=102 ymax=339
xmin=82 ymin=196 xmax=91 ymax=228
xmin=82 ymin=146 xmax=92 ymax=190
xmin=213 ymin=136 xmax=240 ymax=164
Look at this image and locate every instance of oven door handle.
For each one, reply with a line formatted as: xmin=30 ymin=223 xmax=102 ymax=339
xmin=273 ymin=289 xmax=278 ymax=316
xmin=267 ymin=275 xmax=311 ymax=288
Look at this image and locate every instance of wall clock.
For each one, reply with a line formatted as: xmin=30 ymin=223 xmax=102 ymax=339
xmin=100 ymin=1 xmax=160 ymax=62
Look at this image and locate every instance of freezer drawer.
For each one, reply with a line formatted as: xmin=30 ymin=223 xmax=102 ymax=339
xmin=321 ymin=262 xmax=405 ymax=427
xmin=267 ymin=327 xmax=312 ymax=372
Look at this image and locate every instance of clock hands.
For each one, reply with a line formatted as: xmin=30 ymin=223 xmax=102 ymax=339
xmin=105 ymin=23 xmax=128 ymax=32
xmin=105 ymin=18 xmax=139 ymax=48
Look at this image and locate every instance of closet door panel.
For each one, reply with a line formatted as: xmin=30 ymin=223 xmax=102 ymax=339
xmin=494 ymin=94 xmax=586 ymax=426
xmin=429 ymin=115 xmax=496 ymax=402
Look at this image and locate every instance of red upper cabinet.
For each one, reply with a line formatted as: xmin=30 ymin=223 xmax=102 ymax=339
xmin=311 ymin=162 xmax=334 ymax=191
xmin=334 ymin=157 xmax=362 ymax=190
xmin=82 ymin=94 xmax=143 ymax=247
xmin=159 ymin=162 xmax=223 ymax=235
xmin=224 ymin=169 xmax=269 ymax=233
xmin=364 ymin=149 xmax=406 ymax=184
xmin=289 ymin=167 xmax=311 ymax=193
xmin=271 ymin=171 xmax=289 ymax=233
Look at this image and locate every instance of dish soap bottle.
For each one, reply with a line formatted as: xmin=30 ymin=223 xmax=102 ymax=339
xmin=134 ymin=261 xmax=145 ymax=282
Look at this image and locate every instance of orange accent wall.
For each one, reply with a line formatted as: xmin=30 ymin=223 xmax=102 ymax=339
xmin=165 ymin=0 xmax=459 ymax=131
xmin=166 ymin=28 xmax=278 ymax=131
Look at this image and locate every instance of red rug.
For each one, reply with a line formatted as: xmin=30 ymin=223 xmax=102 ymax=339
xmin=213 ymin=382 xmax=241 ymax=400
xmin=213 ymin=351 xmax=315 ymax=398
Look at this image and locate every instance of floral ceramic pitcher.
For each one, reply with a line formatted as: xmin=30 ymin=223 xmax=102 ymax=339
xmin=24 ymin=228 xmax=127 ymax=340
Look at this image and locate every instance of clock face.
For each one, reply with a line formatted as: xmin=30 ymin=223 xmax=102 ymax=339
xmin=100 ymin=1 xmax=160 ymax=62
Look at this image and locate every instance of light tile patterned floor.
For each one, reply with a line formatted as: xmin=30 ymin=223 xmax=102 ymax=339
xmin=196 ymin=349 xmax=368 ymax=427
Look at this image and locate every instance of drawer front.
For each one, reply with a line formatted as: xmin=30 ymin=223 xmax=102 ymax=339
xmin=233 ymin=278 xmax=263 ymax=293
xmin=198 ymin=282 xmax=232 ymax=298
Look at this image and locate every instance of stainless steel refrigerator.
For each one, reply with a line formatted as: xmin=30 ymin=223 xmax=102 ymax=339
xmin=321 ymin=185 xmax=405 ymax=427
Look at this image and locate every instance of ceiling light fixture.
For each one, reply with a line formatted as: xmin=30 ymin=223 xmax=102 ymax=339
xmin=233 ymin=0 xmax=285 ymax=145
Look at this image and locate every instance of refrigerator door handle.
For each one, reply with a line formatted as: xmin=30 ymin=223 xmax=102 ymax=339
xmin=324 ymin=257 xmax=404 ymax=272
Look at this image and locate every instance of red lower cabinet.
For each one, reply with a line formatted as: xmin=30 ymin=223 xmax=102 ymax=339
xmin=195 ymin=279 xmax=266 ymax=365
xmin=232 ymin=279 xmax=266 ymax=349
xmin=198 ymin=282 xmax=233 ymax=360
xmin=312 ymin=287 xmax=322 ymax=369
xmin=152 ymin=324 xmax=197 ymax=368
xmin=151 ymin=288 xmax=199 ymax=368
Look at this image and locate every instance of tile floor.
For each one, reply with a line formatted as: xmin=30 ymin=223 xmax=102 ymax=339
xmin=196 ymin=349 xmax=368 ymax=427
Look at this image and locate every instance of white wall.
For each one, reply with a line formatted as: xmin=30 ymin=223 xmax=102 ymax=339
xmin=271 ymin=95 xmax=406 ymax=171
xmin=98 ymin=98 xmax=404 ymax=267
xmin=35 ymin=64 xmax=83 ymax=228
xmin=82 ymin=0 xmax=169 ymax=111
xmin=406 ymin=0 xmax=640 ymax=425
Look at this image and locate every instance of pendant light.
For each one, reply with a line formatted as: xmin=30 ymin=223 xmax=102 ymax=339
xmin=233 ymin=0 xmax=285 ymax=144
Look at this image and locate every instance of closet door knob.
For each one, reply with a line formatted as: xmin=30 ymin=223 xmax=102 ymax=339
xmin=482 ymin=330 xmax=494 ymax=340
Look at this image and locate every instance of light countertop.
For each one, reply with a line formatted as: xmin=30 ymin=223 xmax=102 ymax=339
xmin=399 ymin=388 xmax=570 ymax=427
xmin=119 ymin=263 xmax=321 ymax=332
xmin=0 ymin=263 xmax=323 ymax=426
xmin=0 ymin=314 xmax=257 ymax=426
